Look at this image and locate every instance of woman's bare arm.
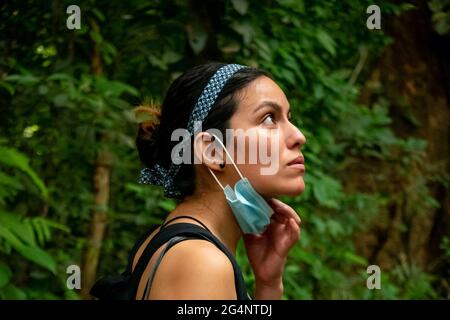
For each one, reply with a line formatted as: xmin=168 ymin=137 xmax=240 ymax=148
xmin=147 ymin=240 xmax=238 ymax=300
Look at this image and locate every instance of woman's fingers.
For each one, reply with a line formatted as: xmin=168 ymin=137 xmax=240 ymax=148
xmin=286 ymin=218 xmax=300 ymax=248
xmin=274 ymin=219 xmax=300 ymax=255
xmin=268 ymin=198 xmax=301 ymax=225
xmin=270 ymin=212 xmax=288 ymax=224
xmin=290 ymin=219 xmax=300 ymax=238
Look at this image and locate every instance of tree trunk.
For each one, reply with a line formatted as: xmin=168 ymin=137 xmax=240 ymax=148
xmin=80 ymin=19 xmax=111 ymax=299
xmin=80 ymin=150 xmax=111 ymax=299
xmin=353 ymin=0 xmax=449 ymax=295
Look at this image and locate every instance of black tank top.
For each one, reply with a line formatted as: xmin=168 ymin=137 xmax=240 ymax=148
xmin=131 ymin=216 xmax=251 ymax=300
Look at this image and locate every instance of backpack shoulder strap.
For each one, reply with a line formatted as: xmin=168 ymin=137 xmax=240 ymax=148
xmin=128 ymin=223 xmax=249 ymax=300
xmin=125 ymin=215 xmax=207 ymax=274
xmin=124 ymin=224 xmax=161 ymax=274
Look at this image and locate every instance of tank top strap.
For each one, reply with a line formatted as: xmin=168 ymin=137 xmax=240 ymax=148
xmin=129 ymin=222 xmax=250 ymax=300
xmin=160 ymin=215 xmax=212 ymax=233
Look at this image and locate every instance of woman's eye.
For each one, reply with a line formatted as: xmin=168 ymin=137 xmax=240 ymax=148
xmin=262 ymin=114 xmax=276 ymax=125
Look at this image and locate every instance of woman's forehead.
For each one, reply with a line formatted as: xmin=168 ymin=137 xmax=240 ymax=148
xmin=236 ymin=76 xmax=289 ymax=114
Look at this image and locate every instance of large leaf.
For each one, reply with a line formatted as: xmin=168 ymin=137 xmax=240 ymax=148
xmin=0 ymin=284 xmax=27 ymax=299
xmin=4 ymin=74 xmax=40 ymax=86
xmin=0 ymin=262 xmax=12 ymax=288
xmin=0 ymin=224 xmax=24 ymax=249
xmin=343 ymin=252 xmax=368 ymax=266
xmin=0 ymin=211 xmax=36 ymax=246
xmin=15 ymin=246 xmax=56 ymax=274
xmin=94 ymin=76 xmax=139 ymax=98
xmin=0 ymin=223 xmax=56 ymax=274
xmin=0 ymin=146 xmax=48 ymax=199
xmin=315 ymin=29 xmax=336 ymax=56
xmin=312 ymin=173 xmax=342 ymax=209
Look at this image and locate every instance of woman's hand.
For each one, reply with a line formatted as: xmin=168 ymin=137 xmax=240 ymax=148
xmin=243 ymin=198 xmax=301 ymax=288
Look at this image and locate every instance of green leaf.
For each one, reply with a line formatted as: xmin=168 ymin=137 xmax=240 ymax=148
xmin=0 ymin=262 xmax=12 ymax=288
xmin=4 ymin=74 xmax=39 ymax=85
xmin=0 ymin=219 xmax=56 ymax=274
xmin=343 ymin=252 xmax=368 ymax=266
xmin=94 ymin=76 xmax=139 ymax=97
xmin=312 ymin=173 xmax=342 ymax=209
xmin=158 ymin=199 xmax=177 ymax=212
xmin=231 ymin=0 xmax=249 ymax=15
xmin=148 ymin=54 xmax=168 ymax=71
xmin=90 ymin=30 xmax=103 ymax=45
xmin=296 ymin=250 xmax=317 ymax=265
xmin=0 ymin=284 xmax=27 ymax=299
xmin=316 ymin=30 xmax=336 ymax=56
xmin=92 ymin=8 xmax=106 ymax=22
xmin=0 ymin=81 xmax=15 ymax=95
xmin=0 ymin=224 xmax=24 ymax=249
xmin=35 ymin=217 xmax=70 ymax=234
xmin=187 ymin=23 xmax=208 ymax=55
xmin=231 ymin=20 xmax=254 ymax=45
xmin=0 ymin=171 xmax=22 ymax=190
xmin=16 ymin=245 xmax=56 ymax=274
xmin=327 ymin=219 xmax=345 ymax=237
xmin=0 ymin=146 xmax=48 ymax=199
xmin=32 ymin=217 xmax=46 ymax=245
xmin=47 ymin=73 xmax=73 ymax=81
xmin=162 ymin=51 xmax=182 ymax=65
xmin=0 ymin=211 xmax=36 ymax=246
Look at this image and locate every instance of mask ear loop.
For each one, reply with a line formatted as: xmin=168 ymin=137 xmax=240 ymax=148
xmin=207 ymin=133 xmax=244 ymax=190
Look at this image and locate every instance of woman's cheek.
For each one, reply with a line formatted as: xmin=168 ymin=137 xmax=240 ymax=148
xmin=257 ymin=129 xmax=281 ymax=176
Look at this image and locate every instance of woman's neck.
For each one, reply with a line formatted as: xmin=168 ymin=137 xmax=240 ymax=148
xmin=168 ymin=190 xmax=243 ymax=256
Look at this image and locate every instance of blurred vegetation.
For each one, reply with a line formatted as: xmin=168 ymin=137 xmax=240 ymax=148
xmin=0 ymin=0 xmax=448 ymax=299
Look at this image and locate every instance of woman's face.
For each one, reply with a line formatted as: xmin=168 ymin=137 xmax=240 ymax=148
xmin=226 ymin=76 xmax=307 ymax=198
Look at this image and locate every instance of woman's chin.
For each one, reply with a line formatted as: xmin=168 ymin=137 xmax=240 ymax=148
xmin=267 ymin=179 xmax=305 ymax=198
xmin=259 ymin=176 xmax=305 ymax=198
xmin=282 ymin=179 xmax=305 ymax=196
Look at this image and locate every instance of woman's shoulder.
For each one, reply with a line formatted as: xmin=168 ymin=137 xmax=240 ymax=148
xmin=149 ymin=238 xmax=237 ymax=299
xmin=158 ymin=238 xmax=234 ymax=280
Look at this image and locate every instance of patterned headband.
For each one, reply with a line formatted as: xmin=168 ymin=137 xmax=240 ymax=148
xmin=138 ymin=63 xmax=247 ymax=198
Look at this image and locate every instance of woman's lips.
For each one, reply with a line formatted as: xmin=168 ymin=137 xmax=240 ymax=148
xmin=287 ymin=155 xmax=305 ymax=171
xmin=288 ymin=163 xmax=305 ymax=171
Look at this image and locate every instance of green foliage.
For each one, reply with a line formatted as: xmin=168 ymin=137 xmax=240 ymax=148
xmin=428 ymin=0 xmax=450 ymax=35
xmin=0 ymin=0 xmax=445 ymax=299
xmin=0 ymin=144 xmax=69 ymax=298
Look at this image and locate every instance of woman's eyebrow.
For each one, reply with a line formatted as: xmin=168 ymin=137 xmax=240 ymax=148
xmin=253 ymin=101 xmax=291 ymax=116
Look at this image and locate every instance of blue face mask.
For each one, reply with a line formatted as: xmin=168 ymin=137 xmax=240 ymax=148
xmin=207 ymin=134 xmax=274 ymax=235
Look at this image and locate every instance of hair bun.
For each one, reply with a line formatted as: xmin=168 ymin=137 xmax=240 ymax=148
xmin=134 ymin=103 xmax=161 ymax=141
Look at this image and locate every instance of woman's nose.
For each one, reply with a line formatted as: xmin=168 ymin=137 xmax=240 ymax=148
xmin=286 ymin=123 xmax=306 ymax=150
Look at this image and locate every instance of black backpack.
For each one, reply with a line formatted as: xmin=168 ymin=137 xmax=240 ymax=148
xmin=90 ymin=216 xmax=250 ymax=300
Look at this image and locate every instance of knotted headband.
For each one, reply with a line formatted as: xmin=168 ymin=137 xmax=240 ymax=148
xmin=138 ymin=63 xmax=247 ymax=198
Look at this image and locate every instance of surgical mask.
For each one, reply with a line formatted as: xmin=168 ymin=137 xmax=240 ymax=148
xmin=207 ymin=134 xmax=274 ymax=235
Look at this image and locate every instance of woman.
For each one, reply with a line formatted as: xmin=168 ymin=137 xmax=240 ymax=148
xmin=130 ymin=62 xmax=305 ymax=300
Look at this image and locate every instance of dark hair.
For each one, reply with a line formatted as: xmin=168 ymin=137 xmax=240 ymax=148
xmin=136 ymin=62 xmax=271 ymax=199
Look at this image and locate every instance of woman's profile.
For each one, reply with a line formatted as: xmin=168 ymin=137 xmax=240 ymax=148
xmin=91 ymin=62 xmax=306 ymax=300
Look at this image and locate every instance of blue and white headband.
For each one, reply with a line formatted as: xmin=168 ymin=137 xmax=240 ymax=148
xmin=138 ymin=63 xmax=247 ymax=198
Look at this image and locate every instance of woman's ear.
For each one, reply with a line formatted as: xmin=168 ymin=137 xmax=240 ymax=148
xmin=193 ymin=132 xmax=225 ymax=171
